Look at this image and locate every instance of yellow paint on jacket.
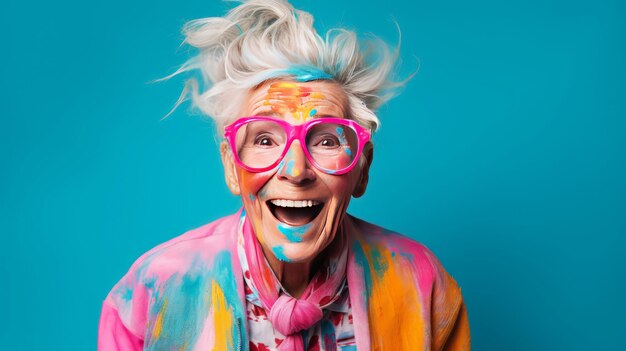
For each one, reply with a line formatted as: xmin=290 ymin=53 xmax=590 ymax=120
xmin=364 ymin=244 xmax=426 ymax=350
xmin=152 ymin=299 xmax=167 ymax=339
xmin=211 ymin=280 xmax=234 ymax=351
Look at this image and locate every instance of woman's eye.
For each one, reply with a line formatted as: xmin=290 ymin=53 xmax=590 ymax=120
xmin=254 ymin=134 xmax=275 ymax=147
xmin=317 ymin=136 xmax=340 ymax=147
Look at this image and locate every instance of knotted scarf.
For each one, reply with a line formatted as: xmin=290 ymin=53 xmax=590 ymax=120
xmin=237 ymin=214 xmax=348 ymax=351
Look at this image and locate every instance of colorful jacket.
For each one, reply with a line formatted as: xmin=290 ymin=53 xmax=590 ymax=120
xmin=98 ymin=212 xmax=470 ymax=350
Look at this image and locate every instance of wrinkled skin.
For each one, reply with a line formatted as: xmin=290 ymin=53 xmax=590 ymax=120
xmin=221 ymin=80 xmax=373 ymax=296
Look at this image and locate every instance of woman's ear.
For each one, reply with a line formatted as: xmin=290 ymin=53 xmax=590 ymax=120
xmin=220 ymin=141 xmax=241 ymax=195
xmin=352 ymin=142 xmax=374 ymax=198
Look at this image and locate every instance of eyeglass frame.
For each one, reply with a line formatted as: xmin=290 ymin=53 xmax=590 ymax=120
xmin=223 ymin=116 xmax=372 ymax=175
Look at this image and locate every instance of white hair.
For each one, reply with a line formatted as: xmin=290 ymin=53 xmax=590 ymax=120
xmin=165 ymin=0 xmax=407 ymax=133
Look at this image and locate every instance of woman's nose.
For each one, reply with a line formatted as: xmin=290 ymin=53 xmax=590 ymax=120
xmin=276 ymin=141 xmax=316 ymax=183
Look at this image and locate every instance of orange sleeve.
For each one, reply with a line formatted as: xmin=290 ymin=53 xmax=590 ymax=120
xmin=430 ymin=258 xmax=471 ymax=351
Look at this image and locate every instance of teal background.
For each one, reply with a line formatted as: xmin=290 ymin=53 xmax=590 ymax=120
xmin=1 ymin=0 xmax=624 ymax=349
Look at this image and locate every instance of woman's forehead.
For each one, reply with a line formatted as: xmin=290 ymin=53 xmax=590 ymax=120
xmin=242 ymin=80 xmax=349 ymax=120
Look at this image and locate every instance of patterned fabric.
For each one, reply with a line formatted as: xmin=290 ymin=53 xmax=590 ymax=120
xmin=236 ymin=214 xmax=356 ymax=350
xmin=98 ymin=210 xmax=471 ymax=350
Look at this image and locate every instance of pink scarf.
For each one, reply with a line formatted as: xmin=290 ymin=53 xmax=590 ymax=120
xmin=238 ymin=215 xmax=348 ymax=351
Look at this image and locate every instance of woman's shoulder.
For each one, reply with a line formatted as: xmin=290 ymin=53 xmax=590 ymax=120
xmin=121 ymin=212 xmax=240 ymax=276
xmin=346 ymin=214 xmax=456 ymax=286
xmin=348 ymin=214 xmax=436 ymax=259
xmin=101 ymin=212 xmax=243 ymax=340
xmin=103 ymin=212 xmax=241 ymax=308
xmin=346 ymin=215 xmax=470 ymax=349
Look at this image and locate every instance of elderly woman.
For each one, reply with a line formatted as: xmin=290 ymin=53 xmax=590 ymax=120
xmin=98 ymin=0 xmax=470 ymax=350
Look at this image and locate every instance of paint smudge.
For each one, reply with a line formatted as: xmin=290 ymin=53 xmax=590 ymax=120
xmin=271 ymin=245 xmax=291 ymax=262
xmin=276 ymin=158 xmax=286 ymax=174
xmin=258 ymin=188 xmax=268 ymax=200
xmin=249 ymin=194 xmax=256 ymax=203
xmin=276 ymin=66 xmax=333 ymax=82
xmin=143 ymin=252 xmax=245 ymax=350
xmin=211 ymin=281 xmax=233 ymax=351
xmin=352 ymin=240 xmax=425 ymax=350
xmin=285 ymin=160 xmax=299 ymax=177
xmin=119 ymin=286 xmax=133 ymax=302
xmin=277 ymin=222 xmax=311 ymax=242
xmin=264 ymin=82 xmax=326 ymax=121
xmin=277 ymin=150 xmax=300 ymax=177
xmin=151 ymin=300 xmax=166 ymax=339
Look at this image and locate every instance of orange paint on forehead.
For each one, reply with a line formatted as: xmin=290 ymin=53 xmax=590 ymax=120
xmin=263 ymin=82 xmax=326 ymax=121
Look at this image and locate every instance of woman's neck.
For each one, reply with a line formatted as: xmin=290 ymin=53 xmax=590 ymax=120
xmin=261 ymin=243 xmax=335 ymax=298
xmin=267 ymin=257 xmax=312 ymax=298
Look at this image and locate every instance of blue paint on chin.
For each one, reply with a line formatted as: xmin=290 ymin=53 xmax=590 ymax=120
xmin=277 ymin=222 xmax=312 ymax=242
xmin=272 ymin=245 xmax=291 ymax=262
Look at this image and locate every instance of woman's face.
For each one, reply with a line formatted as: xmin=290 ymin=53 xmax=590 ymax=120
xmin=221 ymin=80 xmax=373 ymax=263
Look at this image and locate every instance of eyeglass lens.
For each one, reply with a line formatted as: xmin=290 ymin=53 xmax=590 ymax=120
xmin=234 ymin=120 xmax=359 ymax=172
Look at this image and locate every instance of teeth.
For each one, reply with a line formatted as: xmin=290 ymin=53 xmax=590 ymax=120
xmin=270 ymin=199 xmax=320 ymax=208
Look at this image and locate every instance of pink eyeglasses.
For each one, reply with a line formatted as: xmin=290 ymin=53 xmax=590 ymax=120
xmin=224 ymin=116 xmax=371 ymax=175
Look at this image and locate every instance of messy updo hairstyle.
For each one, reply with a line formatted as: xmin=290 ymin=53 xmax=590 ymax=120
xmin=167 ymin=0 xmax=406 ymax=133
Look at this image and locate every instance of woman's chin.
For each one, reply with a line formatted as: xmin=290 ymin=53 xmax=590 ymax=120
xmin=253 ymin=199 xmax=341 ymax=263
xmin=264 ymin=223 xmax=333 ymax=263
xmin=272 ymin=240 xmax=325 ymax=263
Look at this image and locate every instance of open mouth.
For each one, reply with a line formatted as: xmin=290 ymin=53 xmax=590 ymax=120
xmin=267 ymin=199 xmax=324 ymax=226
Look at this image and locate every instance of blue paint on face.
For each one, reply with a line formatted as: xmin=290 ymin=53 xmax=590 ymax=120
xmin=276 ymin=157 xmax=286 ymax=174
xmin=272 ymin=245 xmax=291 ymax=262
xmin=309 ymin=109 xmax=317 ymax=117
xmin=277 ymin=222 xmax=311 ymax=242
xmin=258 ymin=188 xmax=268 ymax=200
xmin=249 ymin=194 xmax=256 ymax=202
xmin=285 ymin=160 xmax=296 ymax=176
xmin=278 ymin=149 xmax=299 ymax=177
